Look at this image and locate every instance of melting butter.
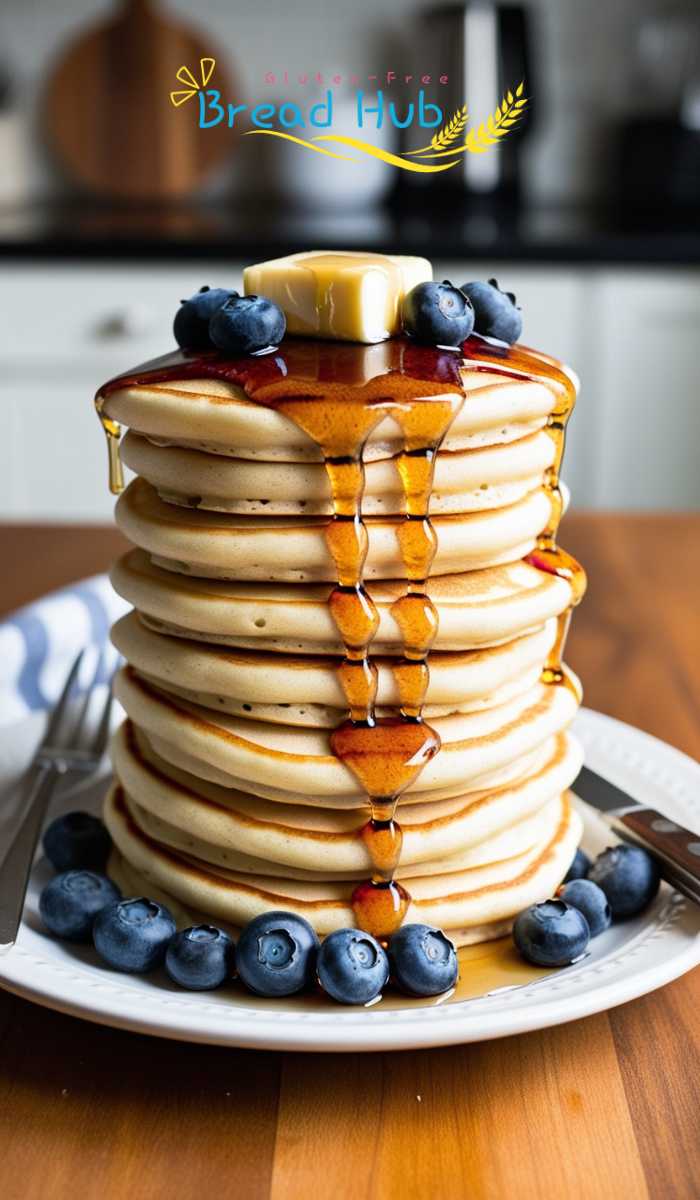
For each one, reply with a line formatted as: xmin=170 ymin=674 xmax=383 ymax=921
xmin=243 ymin=250 xmax=432 ymax=343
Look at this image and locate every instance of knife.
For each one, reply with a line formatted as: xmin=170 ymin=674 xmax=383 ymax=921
xmin=573 ymin=765 xmax=700 ymax=906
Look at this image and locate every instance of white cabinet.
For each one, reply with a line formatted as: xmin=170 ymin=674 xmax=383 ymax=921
xmin=436 ymin=262 xmax=700 ymax=510
xmin=0 ymin=264 xmax=244 ymax=521
xmin=1 ymin=265 xmax=245 ymax=369
xmin=1 ymin=260 xmax=698 ymax=519
xmin=5 ymin=379 xmax=119 ymax=521
xmin=582 ymin=270 xmax=700 ymax=508
xmin=434 ymin=263 xmax=591 ymax=507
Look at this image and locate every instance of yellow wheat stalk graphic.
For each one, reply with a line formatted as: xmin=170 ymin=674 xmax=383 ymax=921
xmin=406 ymin=104 xmax=468 ymax=157
xmin=429 ymin=104 xmax=469 ymax=151
xmin=464 ymin=82 xmax=528 ymax=154
xmin=406 ymin=83 xmax=526 ymax=158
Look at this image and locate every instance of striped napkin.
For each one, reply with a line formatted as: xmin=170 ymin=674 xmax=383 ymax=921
xmin=0 ymin=575 xmax=129 ymax=728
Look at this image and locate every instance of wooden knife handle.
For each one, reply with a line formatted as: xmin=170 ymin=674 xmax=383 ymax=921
xmin=610 ymin=808 xmax=700 ymax=904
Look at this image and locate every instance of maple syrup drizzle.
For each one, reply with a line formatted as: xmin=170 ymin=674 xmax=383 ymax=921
xmin=94 ymin=395 xmax=124 ymax=495
xmin=461 ymin=338 xmax=587 ymax=696
xmin=97 ymin=333 xmax=585 ymax=939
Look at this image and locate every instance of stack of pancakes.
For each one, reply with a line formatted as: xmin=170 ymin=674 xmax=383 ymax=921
xmin=102 ymin=358 xmax=583 ymax=946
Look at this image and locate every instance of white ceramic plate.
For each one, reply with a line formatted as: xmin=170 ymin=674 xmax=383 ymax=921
xmin=0 ymin=704 xmax=698 ymax=1052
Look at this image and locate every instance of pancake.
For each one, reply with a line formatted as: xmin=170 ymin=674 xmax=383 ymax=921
xmin=104 ymin=784 xmax=583 ymax=945
xmin=107 ymin=848 xmax=517 ymax=947
xmin=110 ymin=548 xmax=573 ymax=654
xmin=124 ymin=790 xmax=566 ymax=880
xmin=111 ymin=719 xmax=583 ymax=876
xmin=102 ymin=367 xmax=558 ymax=462
xmin=100 ymin=319 xmax=584 ymax=951
xmin=120 ymin=427 xmax=556 ymax=516
xmin=113 ymin=666 xmax=580 ymax=806
xmin=115 ymin=476 xmax=553 ymax=581
xmin=111 ymin=609 xmax=559 ymax=724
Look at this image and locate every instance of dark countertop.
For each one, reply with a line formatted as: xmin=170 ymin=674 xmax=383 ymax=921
xmin=1 ymin=200 xmax=698 ymax=265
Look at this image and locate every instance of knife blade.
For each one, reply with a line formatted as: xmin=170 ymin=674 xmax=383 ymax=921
xmin=573 ymin=765 xmax=700 ymax=906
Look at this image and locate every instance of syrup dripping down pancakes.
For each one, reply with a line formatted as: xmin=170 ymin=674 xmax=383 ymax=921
xmin=97 ymin=331 xmax=585 ymax=946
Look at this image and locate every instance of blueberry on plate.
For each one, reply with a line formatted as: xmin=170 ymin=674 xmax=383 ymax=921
xmin=42 ymin=810 xmax=111 ymax=873
xmin=316 ymin=928 xmax=389 ymax=1005
xmin=558 ymin=878 xmax=612 ymax=938
xmin=401 ymin=281 xmax=474 ymax=348
xmin=39 ymin=870 xmax=121 ymax=942
xmin=165 ymin=924 xmax=235 ymax=991
xmin=388 ymin=923 xmax=458 ymax=997
xmin=209 ymin=294 xmax=286 ymax=356
xmin=562 ymin=846 xmax=591 ymax=883
xmin=173 ymin=286 xmax=239 ymax=350
xmin=93 ymin=897 xmax=176 ymax=973
xmin=236 ymin=910 xmax=319 ymax=997
xmin=513 ymin=899 xmax=590 ymax=967
xmin=588 ymin=845 xmax=661 ymax=918
xmin=460 ymin=279 xmax=522 ymax=344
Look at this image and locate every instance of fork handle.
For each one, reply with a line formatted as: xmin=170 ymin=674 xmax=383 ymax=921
xmin=0 ymin=763 xmax=57 ymax=952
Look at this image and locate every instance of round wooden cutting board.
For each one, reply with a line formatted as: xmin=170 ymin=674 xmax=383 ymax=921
xmin=42 ymin=0 xmax=237 ymax=200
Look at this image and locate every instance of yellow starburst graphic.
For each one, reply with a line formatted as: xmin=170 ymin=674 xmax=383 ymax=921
xmin=169 ymin=57 xmax=216 ymax=107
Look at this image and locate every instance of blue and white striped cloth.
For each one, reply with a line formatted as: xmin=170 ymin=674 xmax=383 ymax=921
xmin=0 ymin=575 xmax=129 ymax=728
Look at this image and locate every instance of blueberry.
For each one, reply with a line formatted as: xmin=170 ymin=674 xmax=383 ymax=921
xmin=165 ymin=924 xmax=235 ymax=991
xmin=316 ymin=928 xmax=389 ymax=1005
xmin=401 ymin=281 xmax=474 ymax=348
xmin=93 ymin=897 xmax=176 ymax=972
xmin=39 ymin=870 xmax=121 ymax=942
xmin=460 ymin=278 xmax=522 ymax=344
xmin=388 ymin=923 xmax=458 ymax=997
xmin=563 ymin=847 xmax=591 ymax=883
xmin=209 ymin=294 xmax=286 ymax=356
xmin=558 ymin=879 xmax=612 ymax=937
xmin=173 ymin=286 xmax=239 ymax=350
xmin=588 ymin=845 xmax=661 ymax=918
xmin=236 ymin=910 xmax=319 ymax=997
xmin=513 ymin=899 xmax=590 ymax=967
xmin=42 ymin=810 xmax=111 ymax=873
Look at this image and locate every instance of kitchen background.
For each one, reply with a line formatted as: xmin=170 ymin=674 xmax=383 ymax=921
xmin=1 ymin=0 xmax=698 ymax=521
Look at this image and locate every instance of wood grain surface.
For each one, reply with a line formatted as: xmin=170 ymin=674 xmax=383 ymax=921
xmin=0 ymin=515 xmax=698 ymax=1200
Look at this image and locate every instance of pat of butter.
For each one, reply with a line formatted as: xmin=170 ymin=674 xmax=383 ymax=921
xmin=243 ymin=251 xmax=432 ymax=343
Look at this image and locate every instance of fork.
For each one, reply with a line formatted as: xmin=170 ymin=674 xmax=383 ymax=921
xmin=0 ymin=649 xmax=114 ymax=952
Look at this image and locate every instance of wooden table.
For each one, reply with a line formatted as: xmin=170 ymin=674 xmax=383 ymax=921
xmin=0 ymin=516 xmax=698 ymax=1200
